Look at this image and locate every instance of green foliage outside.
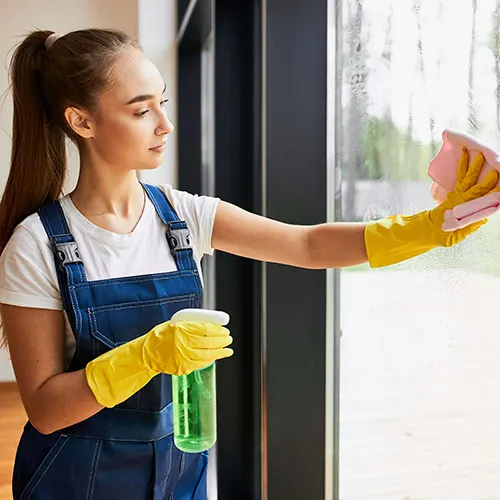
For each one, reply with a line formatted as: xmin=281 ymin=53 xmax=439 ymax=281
xmin=357 ymin=116 xmax=436 ymax=181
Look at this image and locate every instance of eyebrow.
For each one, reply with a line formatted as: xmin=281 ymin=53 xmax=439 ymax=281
xmin=125 ymin=84 xmax=167 ymax=105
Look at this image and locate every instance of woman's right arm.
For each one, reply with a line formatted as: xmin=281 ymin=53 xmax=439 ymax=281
xmin=4 ymin=303 xmax=234 ymax=435
xmin=2 ymin=304 xmax=103 ymax=435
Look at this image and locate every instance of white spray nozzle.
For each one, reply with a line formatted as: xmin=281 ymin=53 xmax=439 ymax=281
xmin=170 ymin=308 xmax=230 ymax=326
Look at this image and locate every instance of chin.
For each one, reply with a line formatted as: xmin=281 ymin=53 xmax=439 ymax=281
xmin=139 ymin=160 xmax=163 ymax=171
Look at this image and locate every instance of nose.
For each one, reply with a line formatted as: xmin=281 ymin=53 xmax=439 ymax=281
xmin=156 ymin=111 xmax=175 ymax=136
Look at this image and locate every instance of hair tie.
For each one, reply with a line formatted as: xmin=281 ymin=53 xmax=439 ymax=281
xmin=45 ymin=33 xmax=63 ymax=51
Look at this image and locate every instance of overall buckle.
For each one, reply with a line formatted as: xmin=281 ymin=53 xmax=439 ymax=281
xmin=54 ymin=241 xmax=83 ymax=268
xmin=166 ymin=222 xmax=191 ymax=258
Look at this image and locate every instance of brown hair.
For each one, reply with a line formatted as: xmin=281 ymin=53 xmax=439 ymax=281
xmin=0 ymin=29 xmax=139 ymax=346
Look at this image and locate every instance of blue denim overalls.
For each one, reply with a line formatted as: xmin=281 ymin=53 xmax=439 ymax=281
xmin=12 ymin=184 xmax=209 ymax=500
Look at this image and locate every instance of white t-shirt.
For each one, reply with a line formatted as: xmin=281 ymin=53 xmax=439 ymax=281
xmin=0 ymin=185 xmax=219 ymax=367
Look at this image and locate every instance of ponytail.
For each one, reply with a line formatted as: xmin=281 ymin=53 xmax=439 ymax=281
xmin=0 ymin=30 xmax=66 ymax=254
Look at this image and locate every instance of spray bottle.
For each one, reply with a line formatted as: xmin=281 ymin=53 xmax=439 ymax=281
xmin=170 ymin=308 xmax=230 ymax=453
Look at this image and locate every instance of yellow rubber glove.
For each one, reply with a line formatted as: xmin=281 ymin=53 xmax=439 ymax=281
xmin=85 ymin=320 xmax=233 ymax=408
xmin=364 ymin=148 xmax=500 ymax=268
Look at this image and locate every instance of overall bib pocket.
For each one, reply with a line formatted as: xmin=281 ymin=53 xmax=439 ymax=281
xmin=88 ymin=294 xmax=196 ymax=411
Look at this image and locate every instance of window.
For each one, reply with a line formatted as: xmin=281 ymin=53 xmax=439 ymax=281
xmin=339 ymin=1 xmax=500 ymax=498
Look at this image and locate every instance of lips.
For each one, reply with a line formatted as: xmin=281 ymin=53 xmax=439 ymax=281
xmin=150 ymin=143 xmax=166 ymax=152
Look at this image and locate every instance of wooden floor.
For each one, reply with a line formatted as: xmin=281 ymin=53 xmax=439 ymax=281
xmin=0 ymin=383 xmax=25 ymax=500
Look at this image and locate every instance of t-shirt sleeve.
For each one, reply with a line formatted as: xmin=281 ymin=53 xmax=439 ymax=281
xmin=0 ymin=224 xmax=63 ymax=310
xmin=160 ymin=185 xmax=220 ymax=259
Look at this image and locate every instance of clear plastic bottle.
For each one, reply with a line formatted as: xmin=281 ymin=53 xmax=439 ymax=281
xmin=170 ymin=308 xmax=230 ymax=453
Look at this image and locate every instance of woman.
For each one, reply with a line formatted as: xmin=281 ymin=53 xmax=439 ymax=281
xmin=0 ymin=29 xmax=496 ymax=500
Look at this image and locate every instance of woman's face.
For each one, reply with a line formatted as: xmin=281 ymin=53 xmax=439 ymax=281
xmin=80 ymin=47 xmax=174 ymax=171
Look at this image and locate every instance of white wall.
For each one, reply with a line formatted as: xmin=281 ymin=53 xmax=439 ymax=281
xmin=0 ymin=0 xmax=178 ymax=381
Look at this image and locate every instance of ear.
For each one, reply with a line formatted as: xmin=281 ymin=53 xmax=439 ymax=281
xmin=64 ymin=106 xmax=95 ymax=139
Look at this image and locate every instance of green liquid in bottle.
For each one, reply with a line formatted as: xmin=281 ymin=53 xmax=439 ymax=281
xmin=172 ymin=362 xmax=217 ymax=453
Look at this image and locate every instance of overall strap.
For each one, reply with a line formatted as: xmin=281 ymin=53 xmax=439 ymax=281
xmin=38 ymin=200 xmax=87 ymax=318
xmin=142 ymin=184 xmax=196 ymax=272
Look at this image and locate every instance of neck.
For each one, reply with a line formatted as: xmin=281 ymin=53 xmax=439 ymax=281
xmin=70 ymin=156 xmax=144 ymax=219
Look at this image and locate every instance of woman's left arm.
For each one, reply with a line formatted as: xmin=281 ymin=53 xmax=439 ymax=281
xmin=212 ymin=200 xmax=368 ymax=269
xmin=212 ymin=150 xmax=500 ymax=270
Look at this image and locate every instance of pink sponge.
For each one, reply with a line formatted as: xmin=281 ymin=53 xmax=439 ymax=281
xmin=441 ymin=191 xmax=500 ymax=231
xmin=428 ymin=129 xmax=500 ymax=231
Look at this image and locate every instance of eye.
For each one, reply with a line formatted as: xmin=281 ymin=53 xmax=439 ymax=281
xmin=135 ymin=99 xmax=169 ymax=117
